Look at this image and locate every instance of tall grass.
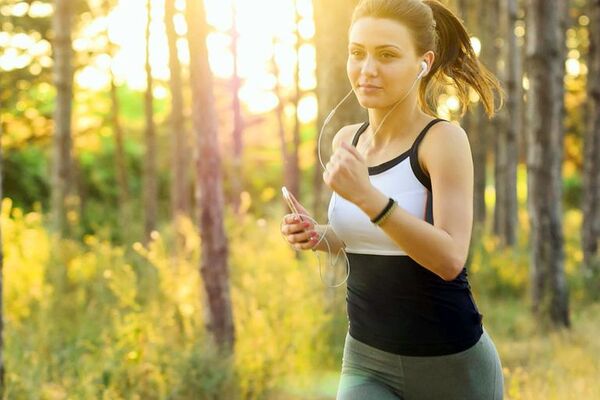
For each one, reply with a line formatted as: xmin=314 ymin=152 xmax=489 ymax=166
xmin=2 ymin=196 xmax=599 ymax=399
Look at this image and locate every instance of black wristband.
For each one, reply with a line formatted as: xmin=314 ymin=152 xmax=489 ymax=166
xmin=370 ymin=197 xmax=395 ymax=224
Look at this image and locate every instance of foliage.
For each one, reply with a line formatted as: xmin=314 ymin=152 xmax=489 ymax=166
xmin=1 ymin=199 xmax=337 ymax=399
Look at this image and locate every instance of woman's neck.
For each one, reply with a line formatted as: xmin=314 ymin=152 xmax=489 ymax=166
xmin=365 ymin=98 xmax=432 ymax=149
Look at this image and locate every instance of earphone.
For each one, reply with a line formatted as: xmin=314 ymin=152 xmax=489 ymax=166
xmin=287 ymin=60 xmax=429 ymax=288
xmin=417 ymin=60 xmax=428 ymax=80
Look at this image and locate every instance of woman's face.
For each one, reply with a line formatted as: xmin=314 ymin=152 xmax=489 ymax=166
xmin=347 ymin=17 xmax=424 ymax=109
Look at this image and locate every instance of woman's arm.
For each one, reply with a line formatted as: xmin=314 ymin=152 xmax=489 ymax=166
xmin=354 ymin=123 xmax=474 ymax=281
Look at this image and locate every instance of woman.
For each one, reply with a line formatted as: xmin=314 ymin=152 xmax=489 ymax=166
xmin=280 ymin=0 xmax=504 ymax=398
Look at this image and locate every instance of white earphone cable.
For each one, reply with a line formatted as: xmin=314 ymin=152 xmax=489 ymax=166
xmin=293 ymin=61 xmax=428 ymax=288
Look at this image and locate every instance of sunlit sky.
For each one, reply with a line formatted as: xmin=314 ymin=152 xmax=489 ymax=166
xmin=100 ymin=0 xmax=318 ymax=120
xmin=0 ymin=0 xmax=589 ymax=123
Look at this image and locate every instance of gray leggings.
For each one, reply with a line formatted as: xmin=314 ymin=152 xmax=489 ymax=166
xmin=336 ymin=329 xmax=504 ymax=400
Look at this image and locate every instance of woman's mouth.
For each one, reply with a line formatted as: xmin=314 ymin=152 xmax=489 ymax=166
xmin=358 ymin=84 xmax=383 ymax=94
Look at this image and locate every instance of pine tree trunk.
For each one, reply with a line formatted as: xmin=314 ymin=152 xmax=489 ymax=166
xmin=230 ymin=0 xmax=244 ymax=213
xmin=313 ymin=0 xmax=366 ymax=221
xmin=476 ymin=0 xmax=496 ymax=231
xmin=186 ymin=0 xmax=235 ymax=351
xmin=290 ymin=0 xmax=302 ymax=201
xmin=501 ymin=0 xmax=521 ymax=246
xmin=105 ymin=0 xmax=130 ymax=242
xmin=493 ymin=0 xmax=508 ymax=241
xmin=0 ymin=113 xmax=5 ymax=394
xmin=525 ymin=0 xmax=570 ymax=328
xmin=144 ymin=0 xmax=158 ymax=242
xmin=271 ymin=36 xmax=291 ymax=203
xmin=110 ymin=76 xmax=130 ymax=237
xmin=51 ymin=0 xmax=73 ymax=236
xmin=458 ymin=0 xmax=486 ymax=232
xmin=582 ymin=1 xmax=600 ymax=277
xmin=165 ymin=0 xmax=190 ymax=226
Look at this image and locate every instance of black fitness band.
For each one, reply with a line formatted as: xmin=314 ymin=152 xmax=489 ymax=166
xmin=370 ymin=197 xmax=396 ymax=224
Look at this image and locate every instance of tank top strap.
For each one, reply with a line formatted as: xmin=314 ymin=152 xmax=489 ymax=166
xmin=409 ymin=118 xmax=448 ymax=152
xmin=351 ymin=122 xmax=370 ymax=147
xmin=352 ymin=118 xmax=446 ymax=149
xmin=409 ymin=118 xmax=448 ymax=191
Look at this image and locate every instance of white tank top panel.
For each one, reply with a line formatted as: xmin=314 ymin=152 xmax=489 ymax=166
xmin=327 ymin=119 xmax=446 ymax=255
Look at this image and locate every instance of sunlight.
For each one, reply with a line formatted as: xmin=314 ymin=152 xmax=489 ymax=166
xmin=297 ymin=94 xmax=318 ymax=123
xmin=1 ymin=0 xmax=318 ymax=120
xmin=101 ymin=0 xmax=317 ymax=119
xmin=471 ymin=37 xmax=481 ymax=57
xmin=565 ymin=59 xmax=581 ymax=76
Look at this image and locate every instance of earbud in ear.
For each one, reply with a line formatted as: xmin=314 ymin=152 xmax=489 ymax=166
xmin=417 ymin=61 xmax=428 ymax=79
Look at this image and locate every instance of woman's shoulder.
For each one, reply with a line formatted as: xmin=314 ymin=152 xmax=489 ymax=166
xmin=331 ymin=122 xmax=365 ymax=152
xmin=421 ymin=119 xmax=468 ymax=150
xmin=419 ymin=120 xmax=471 ymax=177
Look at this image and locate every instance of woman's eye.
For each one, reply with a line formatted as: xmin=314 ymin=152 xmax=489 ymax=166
xmin=381 ymin=53 xmax=395 ymax=58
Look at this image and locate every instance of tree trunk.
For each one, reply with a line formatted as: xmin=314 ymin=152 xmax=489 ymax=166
xmin=105 ymin=0 xmax=130 ymax=242
xmin=165 ymin=0 xmax=191 ymax=228
xmin=271 ymin=35 xmax=294 ymax=206
xmin=0 ymin=111 xmax=5 ymax=395
xmin=458 ymin=0 xmax=486 ymax=274
xmin=271 ymin=38 xmax=285 ymax=152
xmin=525 ymin=0 xmax=569 ymax=328
xmin=144 ymin=0 xmax=158 ymax=243
xmin=110 ymin=75 xmax=130 ymax=239
xmin=475 ymin=0 xmax=497 ymax=231
xmin=230 ymin=0 xmax=244 ymax=214
xmin=458 ymin=0 xmax=486 ymax=233
xmin=582 ymin=1 xmax=600 ymax=278
xmin=493 ymin=0 xmax=508 ymax=241
xmin=51 ymin=0 xmax=73 ymax=236
xmin=290 ymin=0 xmax=302 ymax=201
xmin=312 ymin=0 xmax=366 ymax=221
xmin=501 ymin=0 xmax=523 ymax=246
xmin=186 ymin=0 xmax=235 ymax=351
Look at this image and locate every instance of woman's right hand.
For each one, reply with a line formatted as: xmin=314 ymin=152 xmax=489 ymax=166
xmin=281 ymin=214 xmax=320 ymax=250
xmin=280 ymin=192 xmax=320 ymax=251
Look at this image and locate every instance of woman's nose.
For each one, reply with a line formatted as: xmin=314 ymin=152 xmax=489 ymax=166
xmin=360 ymin=55 xmax=378 ymax=76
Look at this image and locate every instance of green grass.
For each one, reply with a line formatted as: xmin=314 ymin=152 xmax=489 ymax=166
xmin=272 ymin=298 xmax=600 ymax=400
xmin=3 ymin=198 xmax=600 ymax=399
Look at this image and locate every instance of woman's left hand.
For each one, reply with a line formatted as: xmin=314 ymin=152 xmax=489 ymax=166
xmin=323 ymin=141 xmax=374 ymax=205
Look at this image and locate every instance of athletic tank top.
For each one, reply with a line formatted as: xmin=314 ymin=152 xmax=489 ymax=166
xmin=327 ymin=118 xmax=484 ymax=356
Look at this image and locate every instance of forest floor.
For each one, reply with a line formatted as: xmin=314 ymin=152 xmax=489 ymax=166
xmin=271 ymin=298 xmax=600 ymax=400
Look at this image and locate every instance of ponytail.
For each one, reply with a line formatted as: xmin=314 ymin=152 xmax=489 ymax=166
xmin=422 ymin=0 xmax=504 ymax=118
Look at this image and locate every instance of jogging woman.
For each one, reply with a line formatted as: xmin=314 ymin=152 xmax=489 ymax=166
xmin=281 ymin=1 xmax=505 ymax=398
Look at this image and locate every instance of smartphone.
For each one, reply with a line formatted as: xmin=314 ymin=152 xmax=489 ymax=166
xmin=281 ymin=186 xmax=303 ymax=221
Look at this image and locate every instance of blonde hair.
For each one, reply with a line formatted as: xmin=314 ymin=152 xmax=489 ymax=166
xmin=351 ymin=0 xmax=505 ymax=118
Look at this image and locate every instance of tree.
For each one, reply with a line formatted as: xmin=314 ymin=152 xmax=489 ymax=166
xmin=492 ymin=0 xmax=508 ymax=242
xmin=165 ymin=0 xmax=192 ymax=227
xmin=104 ymin=0 xmax=131 ymax=242
xmin=271 ymin=34 xmax=292 ymax=201
xmin=0 ymin=105 xmax=5 ymax=395
xmin=186 ymin=0 xmax=235 ymax=351
xmin=271 ymin=4 xmax=303 ymax=208
xmin=494 ymin=0 xmax=521 ymax=247
xmin=458 ymin=0 xmax=487 ymax=233
xmin=525 ymin=0 xmax=570 ymax=327
xmin=51 ymin=0 xmax=74 ymax=235
xmin=144 ymin=0 xmax=158 ymax=242
xmin=582 ymin=1 xmax=600 ymax=285
xmin=289 ymin=0 xmax=303 ymax=202
xmin=312 ymin=0 xmax=366 ymax=220
xmin=230 ymin=0 xmax=244 ymax=213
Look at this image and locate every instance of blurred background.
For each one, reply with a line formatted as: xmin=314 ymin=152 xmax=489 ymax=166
xmin=0 ymin=0 xmax=599 ymax=398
